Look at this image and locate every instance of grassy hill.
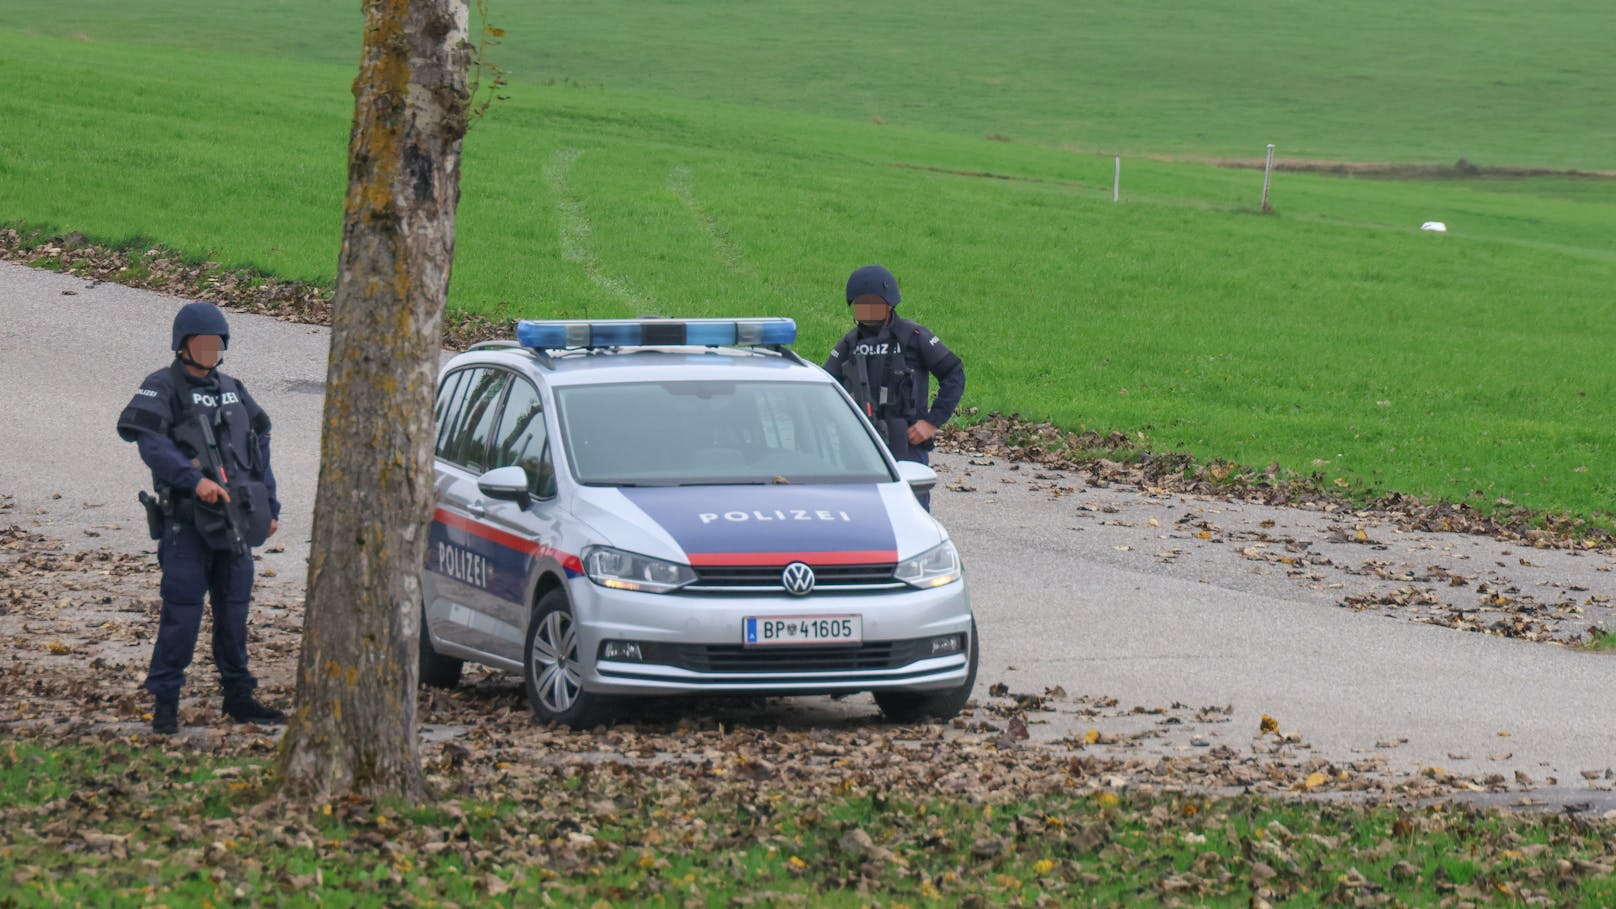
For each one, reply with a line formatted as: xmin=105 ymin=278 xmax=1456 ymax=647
xmin=14 ymin=0 xmax=1616 ymax=168
xmin=1 ymin=4 xmax=1612 ymax=520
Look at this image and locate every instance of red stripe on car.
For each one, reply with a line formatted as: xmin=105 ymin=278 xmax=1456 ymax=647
xmin=433 ymin=508 xmax=584 ymax=575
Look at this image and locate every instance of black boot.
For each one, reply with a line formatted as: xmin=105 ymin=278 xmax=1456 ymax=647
xmin=152 ymin=700 xmax=179 ymax=735
xmin=223 ymin=691 xmax=287 ymax=724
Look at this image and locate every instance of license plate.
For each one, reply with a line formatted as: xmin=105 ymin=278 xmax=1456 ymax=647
xmin=743 ymin=614 xmax=862 ymax=647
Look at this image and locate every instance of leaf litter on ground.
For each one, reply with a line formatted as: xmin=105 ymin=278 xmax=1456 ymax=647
xmin=4 ymin=497 xmax=1616 ymax=905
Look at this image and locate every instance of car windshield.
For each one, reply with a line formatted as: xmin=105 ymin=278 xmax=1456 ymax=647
xmin=554 ymin=380 xmax=894 ymax=486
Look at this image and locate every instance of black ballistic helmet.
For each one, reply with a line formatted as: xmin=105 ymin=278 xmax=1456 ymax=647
xmin=845 ymin=264 xmax=901 ymax=308
xmin=171 ymin=301 xmax=230 ymax=351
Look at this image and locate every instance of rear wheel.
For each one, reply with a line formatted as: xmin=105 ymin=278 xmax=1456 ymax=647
xmin=874 ymin=619 xmax=978 ymax=723
xmin=418 ymin=613 xmax=464 ymax=689
xmin=524 ymin=589 xmax=610 ymax=729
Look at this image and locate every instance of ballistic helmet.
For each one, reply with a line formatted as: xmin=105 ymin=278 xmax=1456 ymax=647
xmin=845 ymin=265 xmax=901 ymax=308
xmin=171 ymin=302 xmax=230 ymax=351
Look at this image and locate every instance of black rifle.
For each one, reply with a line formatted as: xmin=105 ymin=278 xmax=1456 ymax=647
xmin=190 ymin=410 xmax=248 ymax=556
xmin=844 ymin=351 xmax=892 ymax=449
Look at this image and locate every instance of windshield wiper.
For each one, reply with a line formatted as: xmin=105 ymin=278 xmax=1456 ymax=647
xmin=671 ymin=476 xmax=796 ymax=486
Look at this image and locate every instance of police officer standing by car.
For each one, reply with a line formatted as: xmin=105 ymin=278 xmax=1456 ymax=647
xmin=825 ymin=265 xmax=965 ymax=510
xmin=116 ymin=302 xmax=285 ymax=734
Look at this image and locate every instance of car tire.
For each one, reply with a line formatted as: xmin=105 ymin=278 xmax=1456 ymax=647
xmin=418 ymin=614 xmax=464 ymax=689
xmin=873 ymin=619 xmax=978 ymax=723
xmin=524 ymin=589 xmax=609 ymax=729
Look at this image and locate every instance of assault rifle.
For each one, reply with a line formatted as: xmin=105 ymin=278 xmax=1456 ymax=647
xmin=190 ymin=410 xmax=248 ymax=557
xmin=844 ymin=351 xmax=912 ymax=454
xmin=843 ymin=353 xmax=890 ymax=449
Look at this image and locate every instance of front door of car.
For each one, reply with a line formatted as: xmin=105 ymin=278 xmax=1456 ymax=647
xmin=427 ymin=366 xmax=515 ymax=659
xmin=477 ymin=375 xmax=565 ymax=665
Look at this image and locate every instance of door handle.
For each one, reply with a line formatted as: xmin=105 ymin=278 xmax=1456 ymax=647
xmin=467 ymin=503 xmax=487 ymax=518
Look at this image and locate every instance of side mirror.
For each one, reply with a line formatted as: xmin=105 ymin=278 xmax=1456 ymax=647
xmin=896 ymin=460 xmax=938 ymax=495
xmin=477 ymin=465 xmax=531 ymax=509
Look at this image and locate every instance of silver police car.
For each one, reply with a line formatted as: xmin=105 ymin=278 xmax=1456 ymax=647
xmin=421 ymin=317 xmax=976 ymax=728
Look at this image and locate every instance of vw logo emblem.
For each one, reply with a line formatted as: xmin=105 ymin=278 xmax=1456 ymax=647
xmin=781 ymin=562 xmax=815 ymax=596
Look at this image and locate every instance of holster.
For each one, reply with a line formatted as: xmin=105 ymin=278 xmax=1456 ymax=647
xmin=137 ymin=491 xmax=166 ymax=541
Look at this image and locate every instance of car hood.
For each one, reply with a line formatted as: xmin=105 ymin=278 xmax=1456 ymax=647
xmin=572 ymin=483 xmax=942 ymax=567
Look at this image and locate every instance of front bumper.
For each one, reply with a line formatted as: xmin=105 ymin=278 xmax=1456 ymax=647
xmin=567 ymin=577 xmax=973 ymax=696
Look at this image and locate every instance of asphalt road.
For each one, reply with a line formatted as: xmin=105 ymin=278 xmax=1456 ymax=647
xmin=3 ymin=259 xmax=1612 ymax=793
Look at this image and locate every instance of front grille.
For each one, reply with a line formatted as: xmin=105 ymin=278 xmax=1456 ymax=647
xmin=668 ymin=638 xmax=930 ymax=673
xmin=687 ymin=562 xmax=899 ymax=593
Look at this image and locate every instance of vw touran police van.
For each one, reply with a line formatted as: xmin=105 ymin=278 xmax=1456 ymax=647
xmin=421 ymin=318 xmax=976 ymax=728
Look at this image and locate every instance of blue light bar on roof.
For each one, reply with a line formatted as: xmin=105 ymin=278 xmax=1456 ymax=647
xmin=515 ymin=318 xmax=796 ymax=350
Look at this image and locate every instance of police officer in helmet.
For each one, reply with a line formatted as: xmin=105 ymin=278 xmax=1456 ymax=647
xmin=824 ymin=265 xmax=965 ymax=510
xmin=116 ymin=302 xmax=285 ymax=734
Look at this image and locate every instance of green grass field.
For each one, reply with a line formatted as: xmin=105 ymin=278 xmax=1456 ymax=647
xmin=1 ymin=3 xmax=1612 ymax=520
xmin=15 ymin=0 xmax=1616 ymax=168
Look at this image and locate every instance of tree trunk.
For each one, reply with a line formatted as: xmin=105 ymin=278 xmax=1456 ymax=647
xmin=278 ymin=0 xmax=470 ymax=802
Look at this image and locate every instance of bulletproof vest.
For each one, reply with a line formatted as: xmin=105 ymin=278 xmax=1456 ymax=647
xmin=165 ymin=367 xmax=263 ymax=480
xmin=838 ymin=324 xmax=918 ymax=456
xmin=186 ymin=367 xmax=275 ymax=546
xmin=841 ymin=324 xmax=922 ymax=415
xmin=118 ymin=363 xmax=273 ymax=549
xmin=117 ymin=365 xmax=260 ymax=464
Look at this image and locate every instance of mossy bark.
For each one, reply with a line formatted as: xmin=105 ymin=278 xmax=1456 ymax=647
xmin=278 ymin=0 xmax=470 ymax=802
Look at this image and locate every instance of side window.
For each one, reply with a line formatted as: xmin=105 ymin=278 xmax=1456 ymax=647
xmin=445 ymin=368 xmax=509 ymax=473
xmin=491 ymin=378 xmax=555 ymax=497
xmin=433 ymin=369 xmax=470 ymax=458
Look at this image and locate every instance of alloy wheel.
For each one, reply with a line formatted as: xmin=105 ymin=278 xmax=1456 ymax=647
xmin=529 ymin=608 xmax=581 ymax=714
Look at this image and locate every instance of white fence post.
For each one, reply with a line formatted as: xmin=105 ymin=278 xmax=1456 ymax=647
xmin=1260 ymin=143 xmax=1275 ymax=213
xmin=1113 ymin=155 xmax=1120 ymax=202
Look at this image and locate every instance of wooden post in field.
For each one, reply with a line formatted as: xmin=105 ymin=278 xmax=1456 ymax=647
xmin=1113 ymin=155 xmax=1120 ymax=202
xmin=1260 ymin=143 xmax=1275 ymax=213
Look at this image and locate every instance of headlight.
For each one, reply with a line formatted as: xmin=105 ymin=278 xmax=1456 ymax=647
xmin=582 ymin=547 xmax=696 ymax=594
xmin=895 ymin=540 xmax=961 ymax=589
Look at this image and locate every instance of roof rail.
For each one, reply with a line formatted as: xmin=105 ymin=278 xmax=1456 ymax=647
xmin=467 ymin=339 xmax=523 ymax=352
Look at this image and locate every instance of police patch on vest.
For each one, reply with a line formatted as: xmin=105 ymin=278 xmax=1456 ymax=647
xmin=191 ymin=391 xmax=241 ymax=408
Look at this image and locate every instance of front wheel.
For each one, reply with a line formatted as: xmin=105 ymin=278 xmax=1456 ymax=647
xmin=524 ymin=589 xmax=610 ymax=729
xmin=874 ymin=619 xmax=978 ymax=723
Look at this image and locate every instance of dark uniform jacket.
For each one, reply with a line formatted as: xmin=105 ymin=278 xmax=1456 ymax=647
xmin=824 ymin=316 xmax=965 ymax=462
xmin=116 ymin=363 xmax=280 ymax=521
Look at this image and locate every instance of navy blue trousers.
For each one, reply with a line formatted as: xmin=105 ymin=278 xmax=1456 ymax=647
xmin=144 ymin=518 xmax=257 ymax=702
